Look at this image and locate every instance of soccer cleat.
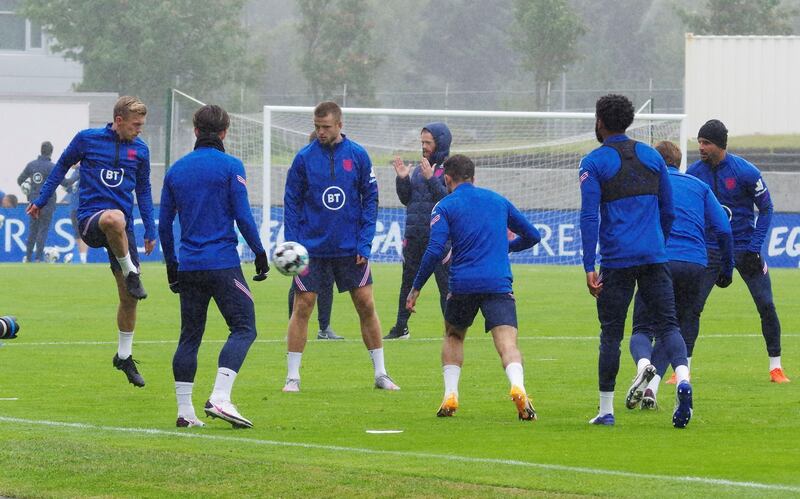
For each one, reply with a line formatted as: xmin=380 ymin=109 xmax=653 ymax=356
xmin=770 ymin=367 xmax=791 ymax=383
xmin=282 ymin=378 xmax=300 ymax=393
xmin=176 ymin=416 xmax=206 ymax=428
xmin=125 ymin=272 xmax=148 ymax=300
xmin=625 ymin=364 xmax=656 ymax=409
xmin=672 ymin=381 xmax=693 ymax=429
xmin=383 ymin=325 xmax=410 ymax=340
xmin=589 ymin=413 xmax=615 ymax=426
xmin=375 ymin=374 xmax=401 ymax=390
xmin=112 ymin=353 xmax=145 ymax=387
xmin=436 ymin=392 xmax=459 ymax=417
xmin=641 ymin=388 xmax=658 ymax=410
xmin=510 ymin=385 xmax=537 ymax=421
xmin=204 ymin=399 xmax=253 ymax=429
xmin=317 ymin=327 xmax=344 ymax=340
xmin=665 ymin=372 xmax=677 ymax=384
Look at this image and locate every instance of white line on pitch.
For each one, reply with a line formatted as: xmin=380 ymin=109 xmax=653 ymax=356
xmin=4 ymin=333 xmax=799 ymax=348
xmin=0 ymin=398 xmax=18 ymax=401
xmin=0 ymin=415 xmax=796 ymax=493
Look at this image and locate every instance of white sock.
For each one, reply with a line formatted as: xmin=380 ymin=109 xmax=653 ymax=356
xmin=369 ymin=348 xmax=387 ymax=377
xmin=687 ymin=357 xmax=692 ymax=370
xmin=116 ymin=253 xmax=137 ymax=277
xmin=599 ymin=391 xmax=614 ymax=415
xmin=287 ymin=351 xmax=303 ymax=379
xmin=675 ymin=365 xmax=690 ymax=385
xmin=443 ymin=364 xmax=461 ymax=397
xmin=505 ymin=362 xmax=525 ymax=392
xmin=637 ymin=357 xmax=652 ymax=372
xmin=175 ymin=381 xmax=195 ymax=418
xmin=79 ymin=252 xmax=87 ymax=264
xmin=117 ymin=331 xmax=134 ymax=359
xmin=769 ymin=356 xmax=782 ymax=370
xmin=647 ymin=374 xmax=661 ymax=396
xmin=210 ymin=367 xmax=237 ymax=403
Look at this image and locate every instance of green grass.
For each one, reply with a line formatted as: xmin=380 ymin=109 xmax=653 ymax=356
xmin=689 ymin=135 xmax=800 ymax=151
xmin=1 ymin=262 xmax=799 ymax=497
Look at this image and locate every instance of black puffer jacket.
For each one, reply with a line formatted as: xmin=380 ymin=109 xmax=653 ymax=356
xmin=396 ymin=122 xmax=452 ymax=240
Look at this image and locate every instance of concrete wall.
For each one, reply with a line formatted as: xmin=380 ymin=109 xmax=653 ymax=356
xmin=685 ymin=35 xmax=800 ymax=137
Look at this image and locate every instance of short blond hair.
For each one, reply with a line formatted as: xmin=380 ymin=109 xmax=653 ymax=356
xmin=113 ymin=96 xmax=147 ymax=119
xmin=655 ymin=140 xmax=682 ymax=167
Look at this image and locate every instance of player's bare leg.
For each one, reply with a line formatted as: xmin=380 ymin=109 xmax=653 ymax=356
xmin=491 ymin=325 xmax=535 ymax=420
xmin=352 ymin=285 xmax=399 ymax=390
xmin=284 ymin=290 xmax=316 ymax=392
xmin=111 ymin=269 xmax=145 ymax=387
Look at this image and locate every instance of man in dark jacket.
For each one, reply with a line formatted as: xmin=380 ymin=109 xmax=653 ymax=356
xmin=18 ymin=141 xmax=58 ymax=262
xmin=385 ymin=123 xmax=451 ymax=340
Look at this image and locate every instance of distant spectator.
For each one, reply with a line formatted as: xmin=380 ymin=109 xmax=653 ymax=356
xmin=18 ymin=141 xmax=59 ymax=262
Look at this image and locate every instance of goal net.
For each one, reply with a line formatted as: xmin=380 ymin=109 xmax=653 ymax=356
xmin=168 ymin=90 xmax=687 ymax=265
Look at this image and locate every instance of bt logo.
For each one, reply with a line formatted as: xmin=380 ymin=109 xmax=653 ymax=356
xmin=322 ymin=186 xmax=346 ymax=210
xmin=100 ymin=168 xmax=125 ymax=188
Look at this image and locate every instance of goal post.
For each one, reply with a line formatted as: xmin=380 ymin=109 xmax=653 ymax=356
xmin=263 ymin=104 xmax=687 ymax=266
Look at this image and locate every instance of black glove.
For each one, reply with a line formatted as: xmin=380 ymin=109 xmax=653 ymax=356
xmin=167 ymin=263 xmax=180 ymax=294
xmin=715 ymin=271 xmax=733 ymax=288
xmin=740 ymin=251 xmax=764 ymax=276
xmin=253 ymin=251 xmax=270 ymax=281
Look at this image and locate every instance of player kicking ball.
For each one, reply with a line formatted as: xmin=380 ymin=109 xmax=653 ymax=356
xmin=406 ymin=154 xmax=541 ymax=421
xmin=159 ymin=104 xmax=269 ymax=428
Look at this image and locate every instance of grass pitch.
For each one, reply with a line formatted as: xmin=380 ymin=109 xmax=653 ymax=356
xmin=0 ymin=262 xmax=798 ymax=497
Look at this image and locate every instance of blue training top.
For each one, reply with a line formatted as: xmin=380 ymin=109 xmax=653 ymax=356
xmin=34 ymin=124 xmax=156 ymax=240
xmin=159 ymin=146 xmax=264 ymax=271
xmin=413 ymin=182 xmax=540 ymax=294
xmin=686 ymin=152 xmax=772 ymax=254
xmin=579 ymin=135 xmax=674 ymax=272
xmin=665 ymin=167 xmax=733 ymax=271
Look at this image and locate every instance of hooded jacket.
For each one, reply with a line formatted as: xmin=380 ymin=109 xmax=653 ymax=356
xmin=396 ymin=122 xmax=452 ymax=240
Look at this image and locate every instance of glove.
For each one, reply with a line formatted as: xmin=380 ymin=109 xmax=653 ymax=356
xmin=166 ymin=263 xmax=180 ymax=294
xmin=253 ymin=251 xmax=270 ymax=281
xmin=740 ymin=251 xmax=764 ymax=276
xmin=715 ymin=271 xmax=733 ymax=288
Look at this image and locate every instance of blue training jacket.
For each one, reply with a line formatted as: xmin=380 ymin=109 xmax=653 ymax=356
xmin=413 ymin=182 xmax=540 ymax=294
xmin=665 ymin=167 xmax=733 ymax=271
xmin=686 ymin=152 xmax=772 ymax=254
xmin=579 ymin=135 xmax=675 ymax=272
xmin=284 ymin=135 xmax=378 ymax=258
xmin=33 ymin=124 xmax=156 ymax=240
xmin=159 ymin=146 xmax=264 ymax=271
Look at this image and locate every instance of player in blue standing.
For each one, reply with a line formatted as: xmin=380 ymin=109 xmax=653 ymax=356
xmin=27 ymin=96 xmax=155 ymax=387
xmin=626 ymin=141 xmax=734 ymax=409
xmin=160 ymin=104 xmax=269 ymax=428
xmin=385 ymin=122 xmax=451 ymax=340
xmin=579 ymin=94 xmax=692 ymax=428
xmin=282 ymin=101 xmax=399 ymax=392
xmin=406 ymin=154 xmax=541 ymax=420
xmin=687 ymin=120 xmax=790 ymax=383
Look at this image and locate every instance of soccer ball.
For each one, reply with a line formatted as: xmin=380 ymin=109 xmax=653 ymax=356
xmin=44 ymin=247 xmax=60 ymax=263
xmin=272 ymin=241 xmax=309 ymax=276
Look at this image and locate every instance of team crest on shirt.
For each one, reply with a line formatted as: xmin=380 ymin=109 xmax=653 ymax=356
xmin=127 ymin=148 xmax=137 ymax=160
xmin=724 ymin=177 xmax=736 ymax=190
xmin=343 ymin=159 xmax=353 ymax=172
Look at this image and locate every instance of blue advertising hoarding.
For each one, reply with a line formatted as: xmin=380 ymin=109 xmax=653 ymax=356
xmin=1 ymin=205 xmax=799 ymax=268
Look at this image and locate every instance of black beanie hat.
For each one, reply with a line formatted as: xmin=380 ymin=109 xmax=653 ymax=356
xmin=698 ymin=119 xmax=728 ymax=149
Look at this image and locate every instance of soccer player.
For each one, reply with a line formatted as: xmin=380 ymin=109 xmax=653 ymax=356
xmin=18 ymin=141 xmax=58 ymax=262
xmin=385 ymin=122 xmax=451 ymax=340
xmin=687 ymin=120 xmax=790 ymax=383
xmin=282 ymin=101 xmax=399 ymax=392
xmin=406 ymin=154 xmax=541 ymax=421
xmin=627 ymin=141 xmax=733 ymax=409
xmin=27 ymin=96 xmax=155 ymax=387
xmin=160 ymin=104 xmax=269 ymax=429
xmin=579 ymin=94 xmax=692 ymax=428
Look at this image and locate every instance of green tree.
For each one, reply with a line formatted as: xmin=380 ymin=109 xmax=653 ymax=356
xmin=512 ymin=0 xmax=587 ymax=110
xmin=296 ymin=0 xmax=383 ymax=106
xmin=19 ymin=0 xmax=259 ymax=104
xmin=676 ymin=0 xmax=798 ymax=35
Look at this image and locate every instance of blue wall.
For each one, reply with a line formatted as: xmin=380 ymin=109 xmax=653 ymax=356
xmin=2 ymin=205 xmax=799 ymax=268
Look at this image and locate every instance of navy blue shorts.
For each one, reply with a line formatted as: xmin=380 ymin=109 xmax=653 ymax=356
xmin=78 ymin=210 xmax=139 ymax=272
xmin=293 ymin=256 xmax=372 ymax=294
xmin=445 ymin=292 xmax=518 ymax=332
